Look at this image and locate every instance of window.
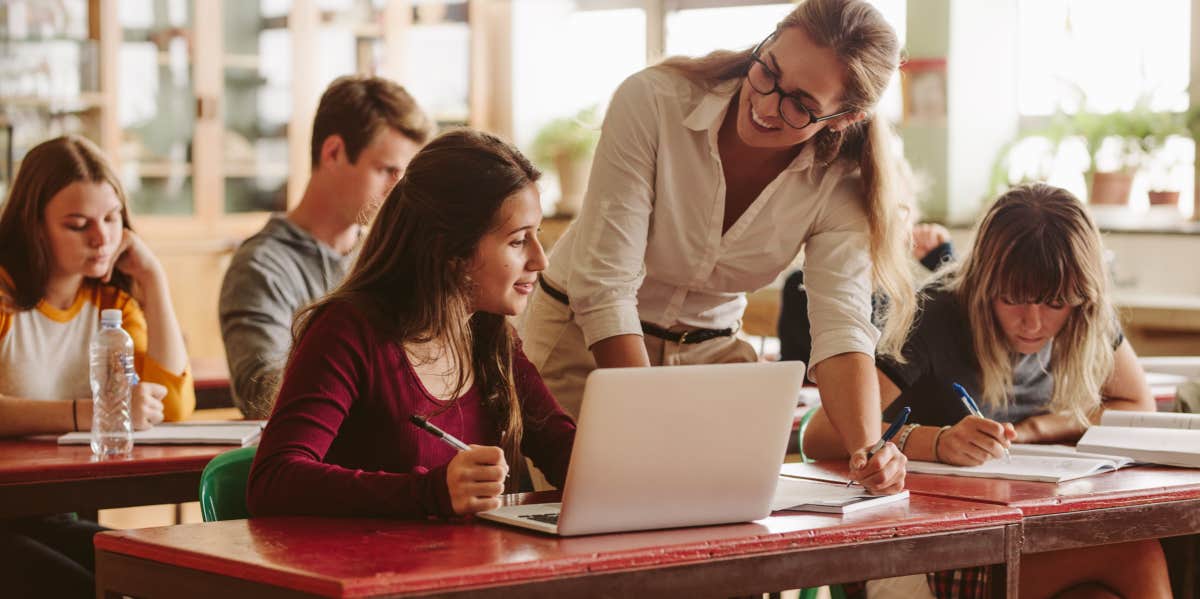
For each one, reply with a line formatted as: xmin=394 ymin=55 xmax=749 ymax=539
xmin=1010 ymin=0 xmax=1193 ymax=218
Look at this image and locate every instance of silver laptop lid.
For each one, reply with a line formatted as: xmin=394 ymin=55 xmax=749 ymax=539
xmin=556 ymin=361 xmax=805 ymax=536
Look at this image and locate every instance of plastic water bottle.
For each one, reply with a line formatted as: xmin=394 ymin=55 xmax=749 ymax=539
xmin=90 ymin=309 xmax=134 ymax=457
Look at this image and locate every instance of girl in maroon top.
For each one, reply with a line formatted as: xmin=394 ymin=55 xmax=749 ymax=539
xmin=247 ymin=130 xmax=575 ymax=519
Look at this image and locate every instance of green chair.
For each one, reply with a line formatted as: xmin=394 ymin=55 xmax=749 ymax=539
xmin=796 ymin=407 xmax=819 ymax=463
xmin=198 ymin=446 xmax=257 ymax=522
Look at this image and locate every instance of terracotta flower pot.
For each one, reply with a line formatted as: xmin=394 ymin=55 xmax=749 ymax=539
xmin=1148 ymin=190 xmax=1180 ymax=207
xmin=552 ymin=154 xmax=592 ymax=217
xmin=1089 ymin=171 xmax=1134 ymax=206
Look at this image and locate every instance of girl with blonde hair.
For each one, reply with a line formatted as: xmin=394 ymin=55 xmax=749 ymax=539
xmin=804 ymin=183 xmax=1169 ymax=598
xmin=519 ymin=0 xmax=913 ymax=493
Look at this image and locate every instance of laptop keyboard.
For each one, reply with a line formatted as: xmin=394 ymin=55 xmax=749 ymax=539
xmin=519 ymin=513 xmax=560 ymax=525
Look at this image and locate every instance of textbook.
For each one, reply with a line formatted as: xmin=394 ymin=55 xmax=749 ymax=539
xmin=1076 ymin=411 xmax=1200 ymax=468
xmin=904 ymin=444 xmax=1135 ymax=483
xmin=771 ymin=476 xmax=910 ymax=514
xmin=58 ymin=421 xmax=266 ymax=446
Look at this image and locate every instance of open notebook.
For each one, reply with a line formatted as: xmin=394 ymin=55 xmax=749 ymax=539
xmin=905 ymin=444 xmax=1135 ymax=483
xmin=771 ymin=476 xmax=909 ymax=514
xmin=1077 ymin=411 xmax=1200 ymax=468
xmin=58 ymin=421 xmax=266 ymax=446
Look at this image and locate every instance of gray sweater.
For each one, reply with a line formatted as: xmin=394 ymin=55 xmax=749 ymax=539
xmin=218 ymin=215 xmax=355 ymax=418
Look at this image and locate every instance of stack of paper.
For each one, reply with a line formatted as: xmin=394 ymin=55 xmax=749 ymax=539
xmin=1077 ymin=411 xmax=1200 ymax=468
xmin=773 ymin=472 xmax=909 ymax=514
xmin=58 ymin=421 xmax=266 ymax=446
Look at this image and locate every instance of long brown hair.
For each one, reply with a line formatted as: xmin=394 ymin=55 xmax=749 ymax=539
xmin=293 ymin=129 xmax=541 ymax=480
xmin=943 ymin=183 xmax=1114 ymax=419
xmin=0 ymin=135 xmax=134 ymax=311
xmin=658 ymin=0 xmax=915 ymax=358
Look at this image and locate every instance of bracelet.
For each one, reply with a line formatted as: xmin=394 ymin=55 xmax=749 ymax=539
xmin=72 ymin=399 xmax=79 ymax=432
xmin=895 ymin=423 xmax=920 ymax=453
xmin=932 ymin=425 xmax=952 ymax=462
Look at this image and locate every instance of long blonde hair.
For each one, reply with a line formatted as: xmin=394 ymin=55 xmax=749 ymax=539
xmin=944 ymin=183 xmax=1114 ymax=419
xmin=658 ymin=0 xmax=914 ymax=358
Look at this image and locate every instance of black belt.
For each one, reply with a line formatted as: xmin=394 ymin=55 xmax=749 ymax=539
xmin=538 ymin=276 xmax=734 ymax=345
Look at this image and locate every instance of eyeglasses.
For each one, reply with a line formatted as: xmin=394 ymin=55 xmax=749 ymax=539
xmin=748 ymin=33 xmax=854 ymax=130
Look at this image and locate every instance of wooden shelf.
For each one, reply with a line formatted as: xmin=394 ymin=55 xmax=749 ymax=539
xmin=0 ymin=92 xmax=106 ymax=111
xmin=128 ymin=161 xmax=193 ymax=178
xmin=223 ymin=162 xmax=288 ymax=179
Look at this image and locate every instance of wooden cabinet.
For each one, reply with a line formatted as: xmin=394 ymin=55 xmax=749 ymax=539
xmin=2 ymin=0 xmax=508 ymax=370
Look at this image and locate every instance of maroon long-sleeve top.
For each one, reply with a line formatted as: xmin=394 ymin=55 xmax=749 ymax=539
xmin=246 ymin=301 xmax=576 ymax=518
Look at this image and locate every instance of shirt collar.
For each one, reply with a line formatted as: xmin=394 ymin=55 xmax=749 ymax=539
xmin=682 ymin=79 xmax=820 ymax=175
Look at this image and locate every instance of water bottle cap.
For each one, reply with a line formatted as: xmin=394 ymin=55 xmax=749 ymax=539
xmin=100 ymin=309 xmax=122 ymax=325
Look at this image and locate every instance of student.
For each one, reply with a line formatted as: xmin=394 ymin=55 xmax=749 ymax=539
xmin=0 ymin=135 xmax=194 ymax=598
xmin=517 ymin=0 xmax=913 ymax=493
xmin=247 ymin=130 xmax=576 ymax=518
xmin=804 ymin=183 xmax=1169 ymax=598
xmin=779 ymin=222 xmax=953 ymax=363
xmin=219 ymin=75 xmax=435 ymax=419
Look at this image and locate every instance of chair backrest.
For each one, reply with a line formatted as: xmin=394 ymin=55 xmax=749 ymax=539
xmin=796 ymin=408 xmax=818 ymax=463
xmin=199 ymin=445 xmax=257 ymax=522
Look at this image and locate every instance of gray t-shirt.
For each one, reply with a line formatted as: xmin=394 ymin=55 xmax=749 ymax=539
xmin=218 ymin=215 xmax=356 ymax=418
xmin=879 ymin=288 xmax=1122 ymax=427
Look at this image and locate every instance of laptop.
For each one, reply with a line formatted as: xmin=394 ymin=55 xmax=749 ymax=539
xmin=478 ymin=361 xmax=806 ymax=536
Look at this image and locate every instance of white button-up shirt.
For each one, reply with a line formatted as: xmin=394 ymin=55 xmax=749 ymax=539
xmin=543 ymin=67 xmax=879 ymax=370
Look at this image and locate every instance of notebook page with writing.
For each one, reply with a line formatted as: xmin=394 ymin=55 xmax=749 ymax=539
xmin=906 ymin=454 xmax=1121 ymax=483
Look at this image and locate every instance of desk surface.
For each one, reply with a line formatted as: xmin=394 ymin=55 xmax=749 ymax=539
xmin=789 ymin=461 xmax=1200 ymax=516
xmin=95 ymin=491 xmax=1020 ymax=598
xmin=0 ymin=438 xmax=224 ymax=518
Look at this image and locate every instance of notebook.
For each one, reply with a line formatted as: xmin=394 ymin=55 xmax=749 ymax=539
xmin=58 ymin=421 xmax=266 ymax=446
xmin=1076 ymin=411 xmax=1200 ymax=468
xmin=771 ymin=477 xmax=909 ymax=514
xmin=904 ymin=443 xmax=1135 ymax=483
xmin=477 ymin=361 xmax=806 ymax=536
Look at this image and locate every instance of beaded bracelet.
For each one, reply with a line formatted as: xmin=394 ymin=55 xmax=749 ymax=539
xmin=894 ymin=423 xmax=920 ymax=453
xmin=932 ymin=425 xmax=952 ymax=462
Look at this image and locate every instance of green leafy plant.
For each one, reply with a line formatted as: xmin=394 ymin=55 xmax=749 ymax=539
xmin=529 ymin=106 xmax=601 ymax=167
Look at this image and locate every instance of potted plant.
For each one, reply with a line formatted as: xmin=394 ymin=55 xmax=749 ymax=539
xmin=530 ymin=107 xmax=600 ymax=217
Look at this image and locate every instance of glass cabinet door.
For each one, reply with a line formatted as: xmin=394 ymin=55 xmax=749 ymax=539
xmin=0 ymin=0 xmax=98 ymax=203
xmin=118 ymin=0 xmax=195 ymax=216
xmin=223 ymin=0 xmax=292 ymax=214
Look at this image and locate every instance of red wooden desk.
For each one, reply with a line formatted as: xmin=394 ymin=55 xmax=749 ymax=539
xmin=0 ymin=438 xmax=223 ymax=519
xmin=94 ymin=491 xmax=1022 ymax=599
xmin=794 ymin=462 xmax=1200 ymax=597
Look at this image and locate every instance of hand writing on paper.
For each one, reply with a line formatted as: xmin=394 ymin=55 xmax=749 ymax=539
xmin=938 ymin=416 xmax=1016 ymax=466
xmin=849 ymin=442 xmax=906 ymax=494
xmin=447 ymin=445 xmax=509 ymax=515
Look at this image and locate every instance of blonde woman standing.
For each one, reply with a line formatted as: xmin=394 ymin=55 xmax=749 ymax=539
xmin=804 ymin=183 xmax=1169 ymax=598
xmin=519 ymin=0 xmax=914 ymax=493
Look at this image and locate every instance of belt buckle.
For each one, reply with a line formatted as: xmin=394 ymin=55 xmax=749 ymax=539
xmin=677 ymin=329 xmax=694 ymax=344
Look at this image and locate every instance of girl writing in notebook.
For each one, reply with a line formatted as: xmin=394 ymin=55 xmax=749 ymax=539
xmin=0 ymin=136 xmax=194 ymax=597
xmin=518 ymin=0 xmax=912 ymax=494
xmin=805 ymin=183 xmax=1168 ymax=598
xmin=247 ymin=130 xmax=576 ymax=518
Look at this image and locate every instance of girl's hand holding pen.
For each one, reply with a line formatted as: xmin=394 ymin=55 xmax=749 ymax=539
xmin=447 ymin=446 xmax=510 ymax=515
xmin=938 ymin=416 xmax=1016 ymax=466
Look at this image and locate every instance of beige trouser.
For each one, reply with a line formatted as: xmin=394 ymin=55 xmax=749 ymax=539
xmin=516 ymin=284 xmax=758 ymax=419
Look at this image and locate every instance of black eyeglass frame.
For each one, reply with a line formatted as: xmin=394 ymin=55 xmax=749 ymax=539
xmin=748 ymin=33 xmax=855 ymax=130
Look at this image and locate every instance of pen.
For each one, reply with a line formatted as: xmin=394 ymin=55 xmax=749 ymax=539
xmin=952 ymin=383 xmax=1011 ymax=463
xmin=848 ymin=406 xmax=911 ymax=487
xmin=409 ymin=415 xmax=471 ymax=452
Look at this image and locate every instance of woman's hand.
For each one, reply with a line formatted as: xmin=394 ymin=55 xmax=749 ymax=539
xmin=131 ymin=382 xmax=166 ymax=430
xmin=105 ymin=229 xmax=165 ymax=288
xmin=447 ymin=445 xmax=509 ymax=515
xmin=937 ymin=416 xmax=1016 ymax=466
xmin=849 ymin=442 xmax=907 ymax=494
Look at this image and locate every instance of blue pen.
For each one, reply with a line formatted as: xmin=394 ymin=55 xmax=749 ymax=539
xmin=848 ymin=406 xmax=911 ymax=487
xmin=952 ymin=383 xmax=1011 ymax=463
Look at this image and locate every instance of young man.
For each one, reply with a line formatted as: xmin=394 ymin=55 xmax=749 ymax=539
xmin=219 ymin=75 xmax=434 ymax=418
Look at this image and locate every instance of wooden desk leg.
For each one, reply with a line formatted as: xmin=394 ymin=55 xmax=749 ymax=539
xmin=991 ymin=523 xmax=1021 ymax=599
